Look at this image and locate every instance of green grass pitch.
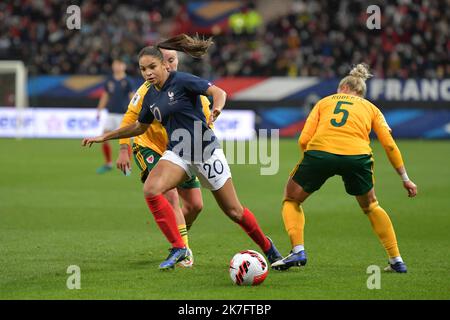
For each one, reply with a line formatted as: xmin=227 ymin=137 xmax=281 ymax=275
xmin=0 ymin=138 xmax=449 ymax=299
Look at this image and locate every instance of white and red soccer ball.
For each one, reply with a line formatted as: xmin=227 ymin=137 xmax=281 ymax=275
xmin=229 ymin=250 xmax=268 ymax=286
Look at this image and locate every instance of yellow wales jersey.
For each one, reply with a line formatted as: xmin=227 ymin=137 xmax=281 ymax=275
xmin=119 ymin=81 xmax=168 ymax=155
xmin=300 ymin=93 xmax=392 ymax=155
xmin=119 ymin=82 xmax=213 ymax=155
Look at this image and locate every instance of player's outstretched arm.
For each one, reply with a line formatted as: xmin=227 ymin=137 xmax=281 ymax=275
xmin=206 ymin=85 xmax=227 ymax=125
xmin=375 ymin=123 xmax=418 ymax=198
xmin=82 ymin=121 xmax=149 ymax=147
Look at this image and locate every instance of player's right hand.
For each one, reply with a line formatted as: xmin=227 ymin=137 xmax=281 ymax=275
xmin=208 ymin=109 xmax=221 ymax=126
xmin=403 ymin=180 xmax=417 ymax=198
xmin=116 ymin=149 xmax=131 ymax=174
xmin=81 ymin=136 xmax=104 ymax=147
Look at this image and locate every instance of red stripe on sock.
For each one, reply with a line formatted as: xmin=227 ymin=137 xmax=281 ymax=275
xmin=238 ymin=208 xmax=271 ymax=252
xmin=102 ymin=142 xmax=112 ymax=163
xmin=145 ymin=194 xmax=185 ymax=248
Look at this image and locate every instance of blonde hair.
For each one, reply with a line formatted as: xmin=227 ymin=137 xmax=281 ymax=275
xmin=338 ymin=63 xmax=373 ymax=97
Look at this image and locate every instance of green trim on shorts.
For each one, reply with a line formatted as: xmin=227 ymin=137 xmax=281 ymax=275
xmin=291 ymin=150 xmax=374 ymax=196
xmin=178 ymin=176 xmax=201 ymax=189
xmin=132 ymin=143 xmax=201 ymax=189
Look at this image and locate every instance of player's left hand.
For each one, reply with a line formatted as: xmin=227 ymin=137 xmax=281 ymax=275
xmin=208 ymin=109 xmax=221 ymax=126
xmin=81 ymin=136 xmax=104 ymax=147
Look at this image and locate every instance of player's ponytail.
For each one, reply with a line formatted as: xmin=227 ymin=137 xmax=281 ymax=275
xmin=338 ymin=63 xmax=373 ymax=97
xmin=157 ymin=34 xmax=213 ymax=58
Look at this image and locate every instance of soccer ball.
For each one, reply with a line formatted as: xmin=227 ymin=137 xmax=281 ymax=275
xmin=229 ymin=250 xmax=268 ymax=286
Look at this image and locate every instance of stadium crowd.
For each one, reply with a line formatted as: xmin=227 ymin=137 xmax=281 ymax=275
xmin=0 ymin=0 xmax=448 ymax=79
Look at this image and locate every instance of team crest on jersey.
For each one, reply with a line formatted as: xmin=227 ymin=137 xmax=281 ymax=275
xmin=167 ymin=90 xmax=178 ymax=105
xmin=146 ymin=155 xmax=155 ymax=164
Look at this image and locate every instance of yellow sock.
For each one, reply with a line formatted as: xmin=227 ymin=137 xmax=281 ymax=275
xmin=364 ymin=202 xmax=400 ymax=258
xmin=178 ymin=224 xmax=189 ymax=248
xmin=281 ymin=200 xmax=305 ymax=247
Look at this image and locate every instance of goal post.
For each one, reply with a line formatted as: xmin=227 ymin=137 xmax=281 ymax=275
xmin=0 ymin=60 xmax=29 ymax=139
xmin=0 ymin=60 xmax=28 ymax=109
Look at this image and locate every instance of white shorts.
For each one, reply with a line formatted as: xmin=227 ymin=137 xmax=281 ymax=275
xmin=103 ymin=113 xmax=123 ymax=132
xmin=161 ymin=149 xmax=232 ymax=191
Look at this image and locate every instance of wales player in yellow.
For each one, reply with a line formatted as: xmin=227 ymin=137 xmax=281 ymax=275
xmin=272 ymin=64 xmax=418 ymax=273
xmin=115 ymin=48 xmax=212 ymax=268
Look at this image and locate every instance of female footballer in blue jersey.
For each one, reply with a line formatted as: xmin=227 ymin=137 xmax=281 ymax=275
xmin=115 ymin=48 xmax=208 ymax=268
xmin=82 ymin=34 xmax=282 ymax=269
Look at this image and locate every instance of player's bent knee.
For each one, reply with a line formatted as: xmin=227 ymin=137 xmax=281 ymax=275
xmin=163 ymin=191 xmax=178 ymax=208
xmin=143 ymin=188 xmax=157 ymax=198
xmin=225 ymin=206 xmax=244 ymax=222
xmin=185 ymin=202 xmax=203 ymax=216
xmin=284 ymin=182 xmax=310 ymax=204
xmin=283 ymin=197 xmax=302 ymax=206
xmin=362 ymin=200 xmax=380 ymax=214
xmin=143 ymin=184 xmax=164 ymax=198
xmin=192 ymin=199 xmax=203 ymax=214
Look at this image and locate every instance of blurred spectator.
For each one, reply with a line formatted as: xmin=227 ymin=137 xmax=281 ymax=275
xmin=229 ymin=11 xmax=246 ymax=35
xmin=0 ymin=0 xmax=448 ymax=79
xmin=229 ymin=2 xmax=262 ymax=37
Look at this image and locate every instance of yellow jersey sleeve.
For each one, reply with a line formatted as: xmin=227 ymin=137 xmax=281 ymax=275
xmin=118 ymin=82 xmax=168 ymax=155
xmin=119 ymin=83 xmax=149 ymax=145
xmin=372 ymin=106 xmax=391 ymax=134
xmin=372 ymin=107 xmax=404 ymax=169
xmin=299 ymin=103 xmax=320 ymax=150
xmin=200 ymin=95 xmax=213 ymax=129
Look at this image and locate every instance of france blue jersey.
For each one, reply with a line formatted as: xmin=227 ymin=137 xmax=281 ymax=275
xmin=104 ymin=76 xmax=134 ymax=114
xmin=138 ymin=71 xmax=220 ymax=162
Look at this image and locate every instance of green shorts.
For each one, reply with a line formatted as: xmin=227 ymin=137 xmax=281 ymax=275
xmin=290 ymin=150 xmax=374 ymax=196
xmin=132 ymin=144 xmax=201 ymax=188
